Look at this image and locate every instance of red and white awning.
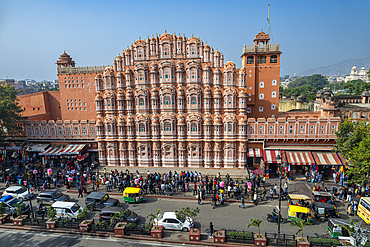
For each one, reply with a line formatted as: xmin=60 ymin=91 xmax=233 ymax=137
xmin=248 ymin=148 xmax=262 ymax=157
xmin=337 ymin=153 xmax=349 ymax=166
xmin=312 ymin=152 xmax=342 ymax=165
xmin=285 ymin=151 xmax=315 ymax=165
xmin=263 ymin=150 xmax=281 ymax=163
xmin=39 ymin=146 xmax=64 ymax=156
xmin=60 ymin=144 xmax=85 ymax=155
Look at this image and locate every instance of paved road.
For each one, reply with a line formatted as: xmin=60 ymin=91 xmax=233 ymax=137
xmin=0 ymin=178 xmax=367 ymax=239
xmin=0 ymin=228 xmax=194 ymax=247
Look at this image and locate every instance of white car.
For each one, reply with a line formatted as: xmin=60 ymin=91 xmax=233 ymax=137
xmin=154 ymin=212 xmax=193 ymax=232
xmin=2 ymin=186 xmax=33 ymax=201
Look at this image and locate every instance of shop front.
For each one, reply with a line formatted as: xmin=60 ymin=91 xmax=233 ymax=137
xmin=247 ymin=148 xmax=263 ymax=174
xmin=262 ymin=150 xmax=282 ymax=178
xmin=284 ymin=151 xmax=315 ymax=178
xmin=311 ymin=151 xmax=344 ymax=180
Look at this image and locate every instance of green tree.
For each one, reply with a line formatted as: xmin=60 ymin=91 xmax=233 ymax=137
xmin=333 ymin=120 xmax=370 ymax=186
xmin=290 ymin=218 xmax=311 ymax=240
xmin=175 ymin=207 xmax=200 ymax=230
xmin=247 ymin=218 xmax=263 ymax=235
xmin=0 ymin=84 xmax=23 ymax=143
xmin=147 ymin=209 xmax=161 ymax=229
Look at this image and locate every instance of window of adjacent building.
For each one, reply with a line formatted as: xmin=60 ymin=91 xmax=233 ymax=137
xmin=272 ymin=80 xmax=277 ymax=86
xmin=259 ymin=81 xmax=264 ymax=88
xmin=248 ymin=93 xmax=251 ymax=96
xmin=249 ymin=86 xmax=252 ymax=90
xmin=84 ymin=107 xmax=87 ymax=110
xmin=257 ymin=56 xmax=266 ymax=63
xmin=249 ymin=74 xmax=252 ymax=77
xmin=272 ymin=115 xmax=275 ymax=118
xmin=272 ymin=91 xmax=277 ymax=98
xmin=270 ymin=55 xmax=278 ymax=63
xmin=271 ymin=104 xmax=276 ymax=110
xmin=259 ymin=106 xmax=263 ymax=112
xmin=247 ymin=108 xmax=251 ymax=113
xmin=259 ymin=93 xmax=264 ymax=100
xmin=68 ymin=107 xmax=70 ymax=110
xmin=248 ymin=98 xmax=251 ymax=101
xmin=247 ymin=56 xmax=254 ymax=64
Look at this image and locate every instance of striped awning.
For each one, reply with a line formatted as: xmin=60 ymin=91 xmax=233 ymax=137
xmin=248 ymin=148 xmax=262 ymax=157
xmin=60 ymin=144 xmax=85 ymax=155
xmin=337 ymin=153 xmax=349 ymax=166
xmin=26 ymin=143 xmax=50 ymax=152
xmin=263 ymin=150 xmax=281 ymax=163
xmin=285 ymin=151 xmax=315 ymax=165
xmin=312 ymin=152 xmax=342 ymax=165
xmin=39 ymin=146 xmax=64 ymax=156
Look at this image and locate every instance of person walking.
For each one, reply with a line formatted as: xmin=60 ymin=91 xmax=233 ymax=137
xmin=212 ymin=194 xmax=217 ymax=209
xmin=209 ymin=222 xmax=214 ymax=238
xmin=270 ymin=187 xmax=274 ymax=200
xmin=239 ymin=196 xmax=245 ymax=209
xmin=78 ymin=185 xmax=83 ymax=198
xmin=197 ymin=190 xmax=201 ymax=206
xmin=253 ymin=191 xmax=258 ymax=206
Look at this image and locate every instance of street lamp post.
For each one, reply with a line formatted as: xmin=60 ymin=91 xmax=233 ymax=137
xmin=275 ymin=152 xmax=282 ymax=237
xmin=22 ymin=142 xmax=34 ymax=219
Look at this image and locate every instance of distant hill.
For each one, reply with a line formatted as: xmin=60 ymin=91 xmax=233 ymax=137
xmin=299 ymin=56 xmax=370 ymax=76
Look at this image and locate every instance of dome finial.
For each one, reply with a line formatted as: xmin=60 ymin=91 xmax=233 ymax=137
xmin=165 ymin=29 xmax=166 ymax=33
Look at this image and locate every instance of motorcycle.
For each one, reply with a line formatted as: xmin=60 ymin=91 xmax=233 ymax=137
xmin=267 ymin=209 xmax=284 ymax=223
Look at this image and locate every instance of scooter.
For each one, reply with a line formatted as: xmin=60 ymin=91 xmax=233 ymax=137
xmin=267 ymin=209 xmax=284 ymax=223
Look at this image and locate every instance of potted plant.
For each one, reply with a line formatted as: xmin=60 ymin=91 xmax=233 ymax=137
xmin=213 ymin=230 xmax=226 ymax=243
xmin=291 ymin=218 xmax=311 ymax=247
xmin=78 ymin=206 xmax=88 ymax=220
xmin=12 ymin=202 xmax=28 ymax=226
xmin=46 ymin=206 xmax=57 ymax=229
xmin=79 ymin=207 xmax=93 ymax=233
xmin=175 ymin=207 xmax=200 ymax=241
xmin=147 ymin=209 xmax=163 ymax=238
xmin=248 ymin=218 xmax=266 ymax=246
xmin=0 ymin=202 xmax=10 ymax=224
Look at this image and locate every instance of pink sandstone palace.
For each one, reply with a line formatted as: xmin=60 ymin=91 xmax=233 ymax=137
xmin=14 ymin=31 xmax=351 ymax=176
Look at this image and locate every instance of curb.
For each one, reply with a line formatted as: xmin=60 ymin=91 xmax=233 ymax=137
xmin=66 ymin=190 xmax=255 ymax=204
xmin=0 ymin=224 xmax=254 ymax=247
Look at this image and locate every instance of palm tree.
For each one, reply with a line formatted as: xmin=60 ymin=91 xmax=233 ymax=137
xmin=248 ymin=218 xmax=263 ymax=235
xmin=146 ymin=209 xmax=161 ymax=229
xmin=339 ymin=220 xmax=356 ymax=236
xmin=290 ymin=218 xmax=311 ymax=240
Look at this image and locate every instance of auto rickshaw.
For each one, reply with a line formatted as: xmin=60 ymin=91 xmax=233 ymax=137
xmin=312 ymin=191 xmax=335 ymax=205
xmin=312 ymin=202 xmax=339 ymax=221
xmin=287 ymin=205 xmax=314 ymax=224
xmin=327 ymin=218 xmax=351 ymax=238
xmin=288 ymin=194 xmax=311 ymax=207
xmin=123 ymin=187 xmax=146 ymax=204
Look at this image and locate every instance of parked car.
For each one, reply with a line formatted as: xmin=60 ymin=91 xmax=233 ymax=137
xmin=154 ymin=212 xmax=193 ymax=232
xmin=2 ymin=186 xmax=33 ymax=200
xmin=36 ymin=190 xmax=70 ymax=206
xmin=0 ymin=195 xmax=30 ymax=216
xmin=99 ymin=207 xmax=139 ymax=223
xmin=85 ymin=192 xmax=120 ymax=211
xmin=51 ymin=201 xmax=83 ymax=221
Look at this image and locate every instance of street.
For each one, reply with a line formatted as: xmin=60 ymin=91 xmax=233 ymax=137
xmin=0 ymin=177 xmax=368 ymax=246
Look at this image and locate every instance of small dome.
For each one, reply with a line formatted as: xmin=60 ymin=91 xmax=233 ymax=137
xmin=127 ymin=116 xmax=134 ymax=124
xmin=95 ymin=93 xmax=103 ymax=101
xmin=95 ymin=74 xmax=102 ymax=79
xmin=116 ymin=72 xmax=123 ymax=77
xmin=117 ymin=90 xmax=124 ymax=99
xmin=203 ymin=64 xmax=211 ymax=70
xmin=177 ymin=89 xmax=184 ymax=97
xmin=96 ymin=119 xmax=103 ymax=126
xmin=125 ymin=47 xmax=131 ymax=53
xmin=204 ymin=44 xmax=210 ymax=49
xmin=239 ymin=90 xmax=246 ymax=97
xmin=104 ymin=67 xmax=114 ymax=76
xmin=239 ymin=117 xmax=246 ymax=124
xmin=214 ymin=50 xmax=220 ymax=55
xmin=224 ymin=61 xmax=235 ymax=67
xmin=117 ymin=117 xmax=125 ymax=123
xmin=152 ymin=116 xmax=159 ymax=124
xmin=352 ymin=65 xmax=357 ymax=71
xmin=214 ymin=116 xmax=222 ymax=124
xmin=204 ymin=87 xmax=212 ymax=97
xmin=151 ymin=88 xmax=159 ymax=97
xmin=125 ymin=67 xmax=132 ymax=73
xmin=204 ymin=117 xmax=212 ymax=125
xmin=214 ymin=88 xmax=222 ymax=97
xmin=126 ymin=89 xmax=133 ymax=97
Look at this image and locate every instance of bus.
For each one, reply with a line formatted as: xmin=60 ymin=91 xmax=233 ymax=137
xmin=357 ymin=197 xmax=370 ymax=224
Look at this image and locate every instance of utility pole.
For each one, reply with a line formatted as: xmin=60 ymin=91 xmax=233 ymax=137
xmin=268 ymin=4 xmax=270 ymax=35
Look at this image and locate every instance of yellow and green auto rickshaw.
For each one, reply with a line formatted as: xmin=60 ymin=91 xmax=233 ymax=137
xmin=327 ymin=218 xmax=351 ymax=238
xmin=287 ymin=205 xmax=314 ymax=224
xmin=288 ymin=194 xmax=311 ymax=208
xmin=123 ymin=187 xmax=146 ymax=204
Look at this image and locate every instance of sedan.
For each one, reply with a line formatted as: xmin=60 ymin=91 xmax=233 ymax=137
xmin=2 ymin=186 xmax=33 ymax=201
xmin=154 ymin=212 xmax=193 ymax=232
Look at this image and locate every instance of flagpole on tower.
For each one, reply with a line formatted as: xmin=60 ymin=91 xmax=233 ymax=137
xmin=268 ymin=4 xmax=270 ymax=35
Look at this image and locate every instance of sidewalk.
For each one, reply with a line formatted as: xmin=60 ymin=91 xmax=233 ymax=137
xmin=0 ymin=223 xmax=255 ymax=247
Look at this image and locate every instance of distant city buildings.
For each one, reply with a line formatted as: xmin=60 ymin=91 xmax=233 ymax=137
xmin=345 ymin=65 xmax=369 ymax=82
xmin=0 ymin=78 xmax=58 ymax=95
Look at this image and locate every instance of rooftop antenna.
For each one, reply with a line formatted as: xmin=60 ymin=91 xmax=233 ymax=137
xmin=267 ymin=4 xmax=270 ymax=35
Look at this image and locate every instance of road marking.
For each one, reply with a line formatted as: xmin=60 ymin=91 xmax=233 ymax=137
xmin=305 ymin=183 xmax=312 ymax=190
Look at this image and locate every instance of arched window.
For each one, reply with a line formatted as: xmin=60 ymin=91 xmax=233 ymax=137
xmin=191 ymin=122 xmax=197 ymax=132
xmin=139 ymin=123 xmax=145 ymax=132
xmin=270 ymin=55 xmax=277 ymax=63
xmin=247 ymin=56 xmax=254 ymax=64
xmin=164 ymin=96 xmax=170 ymax=105
xmin=164 ymin=122 xmax=171 ymax=131
xmin=139 ymin=98 xmax=144 ymax=105
xmin=191 ymin=96 xmax=196 ymax=105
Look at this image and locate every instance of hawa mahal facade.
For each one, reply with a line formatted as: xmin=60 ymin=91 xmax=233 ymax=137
xmin=17 ymin=31 xmax=342 ymax=170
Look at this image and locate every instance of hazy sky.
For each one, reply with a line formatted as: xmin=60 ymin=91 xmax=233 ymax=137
xmin=1 ymin=0 xmax=369 ymax=81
